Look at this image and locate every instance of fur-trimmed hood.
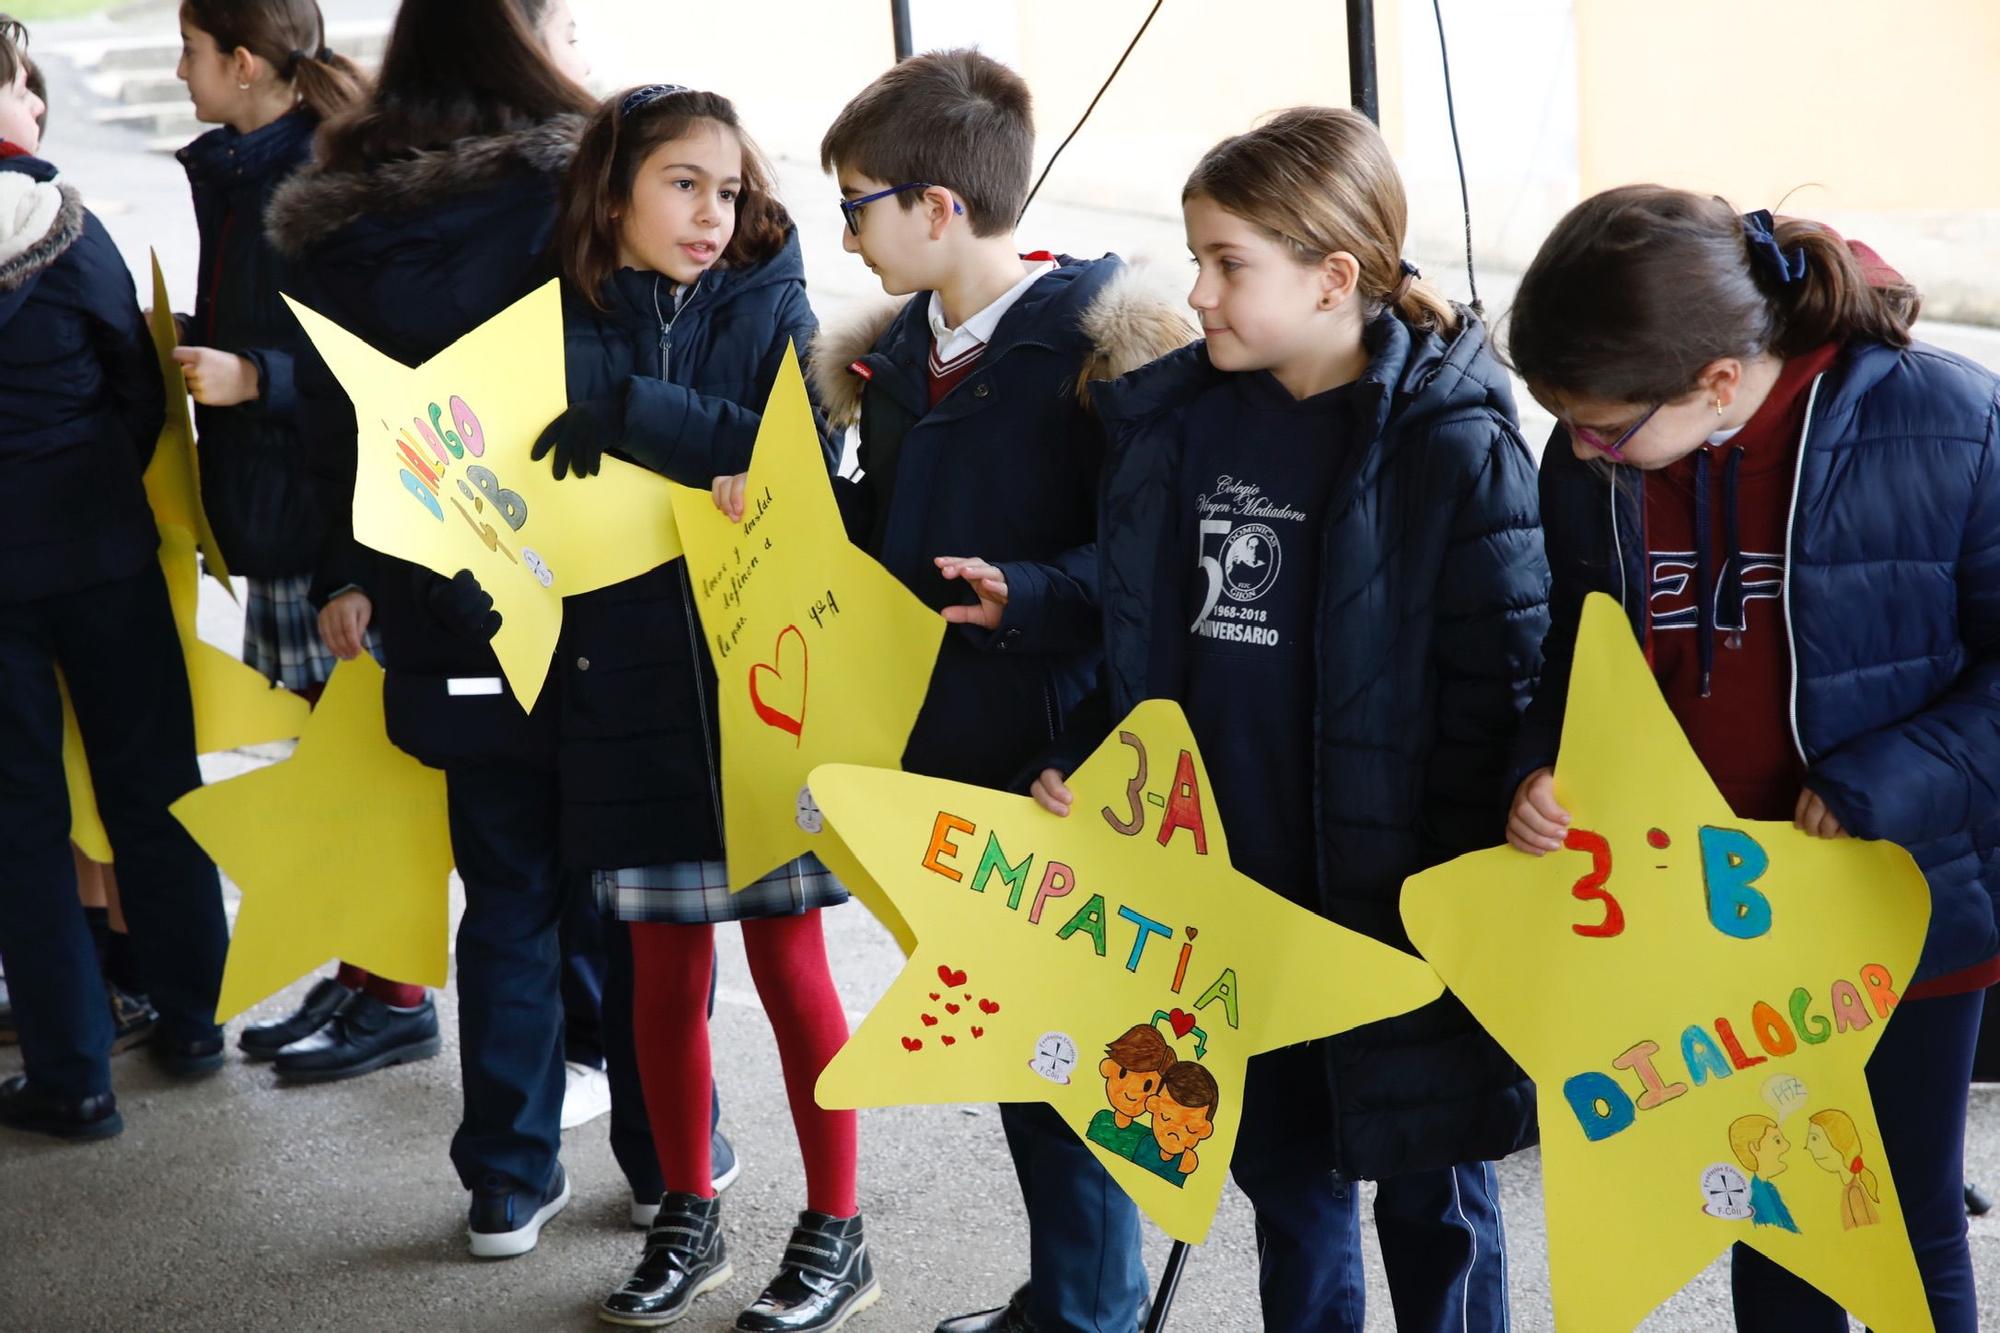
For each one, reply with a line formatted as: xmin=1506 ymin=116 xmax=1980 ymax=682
xmin=808 ymin=258 xmax=1196 ymax=429
xmin=265 ymin=115 xmax=585 ymax=256
xmin=0 ymin=159 xmax=83 ymax=325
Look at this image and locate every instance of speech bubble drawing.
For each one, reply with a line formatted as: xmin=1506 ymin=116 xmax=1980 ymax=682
xmin=1762 ymin=1072 xmax=1810 ymax=1123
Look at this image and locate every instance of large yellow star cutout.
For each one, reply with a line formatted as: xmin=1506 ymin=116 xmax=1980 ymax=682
xmin=668 ymin=346 xmax=943 ymax=915
xmin=810 ymin=699 xmax=1443 ymax=1244
xmin=171 ymin=655 xmax=455 ymax=1023
xmin=287 ymin=280 xmax=686 ymax=710
xmin=1401 ymin=593 xmax=1932 ymax=1330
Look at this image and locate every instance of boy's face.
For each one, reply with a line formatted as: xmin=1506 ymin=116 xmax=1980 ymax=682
xmin=835 ymin=167 xmax=943 ymax=296
xmin=0 ymin=62 xmax=44 ymax=153
xmin=1098 ymin=1058 xmax=1163 ymax=1119
xmin=1751 ymin=1125 xmax=1790 ymax=1178
xmin=1146 ymin=1090 xmax=1214 ymax=1156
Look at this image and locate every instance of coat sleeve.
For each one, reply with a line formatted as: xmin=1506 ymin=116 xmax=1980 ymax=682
xmin=239 ymin=346 xmax=299 ymax=421
xmin=76 ymin=219 xmax=165 ymax=467
xmin=977 ymin=397 xmax=1105 ymax=655
xmin=618 ymin=285 xmax=835 ymax=486
xmin=1427 ymin=415 xmax=1552 ymax=856
xmin=1505 ymin=428 xmax=1594 ymax=796
xmin=1809 ymin=389 xmax=2000 ymax=844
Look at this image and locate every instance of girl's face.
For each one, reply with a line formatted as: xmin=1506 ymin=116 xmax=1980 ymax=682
xmin=1537 ymin=385 xmax=1717 ymax=471
xmin=0 ymin=62 xmax=44 ymax=152
xmin=536 ymin=0 xmax=590 ymax=84
xmin=1184 ymin=194 xmax=1356 ymax=383
xmin=175 ymin=19 xmax=248 ymax=126
xmin=1805 ymin=1123 xmax=1843 ymax=1174
xmin=615 ymin=122 xmax=741 ymax=285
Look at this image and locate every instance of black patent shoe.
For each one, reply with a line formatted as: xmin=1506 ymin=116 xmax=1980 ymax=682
xmin=935 ymin=1286 xmax=1034 ymax=1333
xmin=273 ymin=992 xmax=439 ymax=1083
xmin=0 ymin=1074 xmax=123 ymax=1141
xmin=240 ymin=977 xmax=352 ymax=1059
xmin=152 ymin=1028 xmax=226 ymax=1078
xmin=599 ymin=1192 xmax=731 ymax=1326
xmin=735 ymin=1211 xmax=879 ymax=1332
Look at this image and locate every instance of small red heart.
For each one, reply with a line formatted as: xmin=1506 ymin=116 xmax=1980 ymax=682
xmin=938 ymin=965 xmax=968 ymax=988
xmin=921 ymin=1014 xmax=938 ymax=1027
xmin=978 ymin=998 xmax=1000 ymax=1015
xmin=941 ymin=1035 xmax=956 ymax=1046
xmin=1185 ymin=927 xmax=1199 ymax=940
xmin=902 ymin=1036 xmax=923 ymax=1052
xmin=963 ymin=993 xmax=972 ymax=1001
xmin=1168 ymin=1008 xmax=1196 ymax=1038
xmin=971 ymin=1026 xmax=985 ymax=1039
xmin=928 ymin=992 xmax=940 ymax=1001
xmin=945 ymin=1002 xmax=960 ymax=1014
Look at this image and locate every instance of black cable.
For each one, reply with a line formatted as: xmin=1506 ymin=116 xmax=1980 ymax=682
xmin=1019 ymin=0 xmax=1165 ymax=223
xmin=1431 ymin=0 xmax=1480 ymax=313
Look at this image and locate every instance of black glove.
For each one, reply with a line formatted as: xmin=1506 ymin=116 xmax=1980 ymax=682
xmin=425 ymin=569 xmax=502 ymax=640
xmin=530 ymin=398 xmax=619 ymax=480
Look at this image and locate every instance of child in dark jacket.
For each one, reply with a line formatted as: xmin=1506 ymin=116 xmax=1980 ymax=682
xmin=0 ymin=16 xmax=229 ymax=1143
xmin=1505 ymin=186 xmax=2000 ymax=1333
xmin=523 ymin=86 xmax=868 ymax=1333
xmin=811 ymin=49 xmax=1194 ymax=1333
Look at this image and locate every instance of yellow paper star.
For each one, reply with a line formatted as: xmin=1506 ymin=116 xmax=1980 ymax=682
xmin=1401 ymin=593 xmax=1933 ymax=1331
xmin=286 ymin=280 xmax=686 ymax=710
xmin=810 ymin=699 xmax=1444 ymax=1244
xmin=171 ymin=655 xmax=455 ymax=1023
xmin=668 ymin=346 xmax=944 ymax=918
xmin=144 ymin=249 xmax=232 ymax=591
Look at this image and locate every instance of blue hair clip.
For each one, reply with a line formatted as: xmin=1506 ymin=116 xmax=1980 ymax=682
xmin=619 ymin=84 xmax=692 ymax=118
xmin=1741 ymin=209 xmax=1808 ymax=286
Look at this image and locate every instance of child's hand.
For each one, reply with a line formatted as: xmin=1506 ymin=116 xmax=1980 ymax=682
xmin=1031 ymin=768 xmax=1073 ymax=817
xmin=1506 ymin=767 xmax=1569 ymax=855
xmin=935 ymin=555 xmax=1009 ymax=629
xmin=317 ymin=590 xmax=373 ymax=660
xmin=711 ymin=473 xmax=749 ymax=522
xmin=172 ymin=346 xmax=260 ymax=407
xmin=1794 ymin=787 xmax=1848 ymax=840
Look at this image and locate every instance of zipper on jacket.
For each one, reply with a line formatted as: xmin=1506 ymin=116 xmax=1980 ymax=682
xmin=680 ymin=574 xmax=728 ymax=843
xmin=653 ymin=271 xmax=702 ymax=381
xmin=1780 ymin=373 xmax=1827 ymax=768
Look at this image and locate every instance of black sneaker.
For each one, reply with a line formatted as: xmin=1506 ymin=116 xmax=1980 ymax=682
xmin=273 ymin=992 xmax=440 ymax=1083
xmin=107 ymin=984 xmax=159 ymax=1055
xmin=631 ymin=1131 xmax=743 ymax=1227
xmin=152 ymin=1028 xmax=226 ymax=1078
xmin=599 ymin=1191 xmax=731 ymax=1326
xmin=734 ymin=1211 xmax=879 ymax=1332
xmin=935 ymin=1286 xmax=1035 ymax=1333
xmin=0 ymin=1074 xmax=123 ymax=1142
xmin=239 ymin=977 xmax=352 ymax=1060
xmin=469 ymin=1163 xmax=571 ymax=1259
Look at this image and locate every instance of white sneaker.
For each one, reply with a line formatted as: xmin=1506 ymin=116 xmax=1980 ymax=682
xmin=560 ymin=1060 xmax=612 ymax=1131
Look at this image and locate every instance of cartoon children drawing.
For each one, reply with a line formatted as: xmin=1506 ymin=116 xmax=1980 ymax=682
xmin=1806 ymin=1109 xmax=1882 ymax=1229
xmin=1086 ymin=1025 xmax=1177 ymax=1160
xmin=1129 ymin=1062 xmax=1219 ymax=1190
xmin=1729 ymin=1114 xmax=1801 ymax=1233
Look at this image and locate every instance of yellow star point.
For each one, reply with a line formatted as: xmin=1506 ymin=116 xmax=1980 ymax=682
xmin=1401 ymin=593 xmax=1933 ymax=1331
xmin=811 ymin=699 xmax=1443 ymax=1244
xmin=171 ymin=655 xmax=455 ymax=1023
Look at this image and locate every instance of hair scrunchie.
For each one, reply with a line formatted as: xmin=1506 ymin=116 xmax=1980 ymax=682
xmin=1850 ymin=1155 xmax=1865 ymax=1175
xmin=1742 ymin=209 xmax=1808 ymax=286
xmin=1388 ymin=258 xmax=1420 ymax=305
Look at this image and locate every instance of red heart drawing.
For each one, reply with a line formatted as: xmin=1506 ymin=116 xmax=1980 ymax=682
xmin=748 ymin=625 xmax=808 ymax=745
xmin=962 ymin=993 xmax=972 ymax=1002
xmin=978 ymin=998 xmax=1000 ymax=1015
xmin=1168 ymin=1008 xmax=1196 ymax=1038
xmin=920 ymin=1013 xmax=938 ymax=1027
xmin=941 ymin=1035 xmax=957 ymax=1046
xmin=971 ymin=1026 xmax=985 ymax=1039
xmin=938 ymin=965 xmax=968 ymax=988
xmin=945 ymin=1003 xmax=961 ymax=1015
xmin=901 ymin=1036 xmax=923 ymax=1052
xmin=927 ymin=992 xmax=940 ymax=1001
xmin=1185 ymin=926 xmax=1200 ymax=940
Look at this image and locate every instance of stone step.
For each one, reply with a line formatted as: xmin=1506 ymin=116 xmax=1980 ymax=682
xmin=46 ymin=22 xmax=389 ymax=75
xmin=91 ymin=99 xmax=202 ymax=139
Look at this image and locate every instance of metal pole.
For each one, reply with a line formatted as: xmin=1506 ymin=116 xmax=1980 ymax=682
xmin=891 ymin=0 xmax=915 ymax=61
xmin=1347 ymin=0 xmax=1380 ymax=124
xmin=1142 ymin=1240 xmax=1193 ymax=1333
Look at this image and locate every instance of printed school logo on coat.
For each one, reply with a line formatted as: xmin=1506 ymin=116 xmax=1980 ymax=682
xmin=1648 ymin=549 xmax=1786 ymax=635
xmin=1192 ymin=474 xmax=1306 ymax=642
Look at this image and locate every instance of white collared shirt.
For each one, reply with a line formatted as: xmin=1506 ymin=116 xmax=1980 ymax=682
xmin=926 ymin=257 xmax=1058 ymax=373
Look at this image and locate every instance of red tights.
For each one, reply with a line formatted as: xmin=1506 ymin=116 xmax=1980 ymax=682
xmin=630 ymin=910 xmax=856 ymax=1217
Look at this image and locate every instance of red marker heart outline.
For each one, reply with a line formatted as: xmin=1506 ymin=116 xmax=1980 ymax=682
xmin=921 ymin=1014 xmax=938 ymax=1027
xmin=945 ymin=1002 xmax=961 ymax=1015
xmin=927 ymin=992 xmax=941 ymax=1001
xmin=941 ymin=1035 xmax=957 ymax=1046
xmin=971 ymin=1026 xmax=985 ymax=1039
xmin=901 ymin=1036 xmax=923 ymax=1052
xmin=748 ymin=624 xmax=808 ymax=745
xmin=978 ymin=998 xmax=1000 ymax=1015
xmin=938 ymin=965 xmax=968 ymax=988
xmin=1168 ymin=1008 xmax=1196 ymax=1039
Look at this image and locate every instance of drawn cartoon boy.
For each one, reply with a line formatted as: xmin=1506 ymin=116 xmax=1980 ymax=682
xmin=1129 ymin=1062 xmax=1218 ymax=1189
xmin=1085 ymin=1024 xmax=1176 ymax=1159
xmin=1729 ymin=1113 xmax=1801 ymax=1233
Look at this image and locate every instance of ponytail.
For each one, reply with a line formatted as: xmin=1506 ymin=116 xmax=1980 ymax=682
xmin=1851 ymin=1154 xmax=1882 ymax=1203
xmin=179 ymin=0 xmax=365 ymax=123
xmin=1767 ymin=217 xmax=1919 ymax=356
xmin=286 ymin=44 xmax=365 ymax=121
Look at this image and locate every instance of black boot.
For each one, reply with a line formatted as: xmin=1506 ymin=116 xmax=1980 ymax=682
xmin=273 ymin=991 xmax=439 ymax=1083
xmin=935 ymin=1286 xmax=1034 ymax=1333
xmin=735 ymin=1211 xmax=878 ymax=1332
xmin=240 ymin=977 xmax=351 ymax=1059
xmin=599 ymin=1191 xmax=730 ymax=1327
xmin=0 ymin=1075 xmax=123 ymax=1141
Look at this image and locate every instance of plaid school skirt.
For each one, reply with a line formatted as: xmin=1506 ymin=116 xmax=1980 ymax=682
xmin=596 ymin=853 xmax=849 ymax=926
xmin=243 ymin=573 xmax=339 ymax=691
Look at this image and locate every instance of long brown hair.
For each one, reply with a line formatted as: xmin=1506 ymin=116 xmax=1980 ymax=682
xmin=1506 ymin=185 xmax=1920 ymax=403
xmin=559 ymin=87 xmax=791 ymax=309
xmin=179 ymin=0 xmax=363 ymax=122
xmin=313 ymin=0 xmax=591 ymax=173
xmin=1183 ymin=106 xmax=1457 ymax=335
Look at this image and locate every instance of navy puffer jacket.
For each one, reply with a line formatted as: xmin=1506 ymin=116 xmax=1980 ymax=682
xmin=1515 ymin=338 xmax=2000 ymax=982
xmin=1092 ymin=309 xmax=1550 ymax=1180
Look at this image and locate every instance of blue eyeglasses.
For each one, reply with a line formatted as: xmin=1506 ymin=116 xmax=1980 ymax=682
xmin=839 ymin=181 xmax=932 ymax=236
